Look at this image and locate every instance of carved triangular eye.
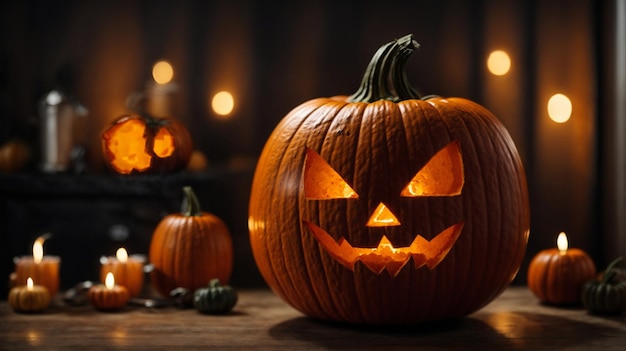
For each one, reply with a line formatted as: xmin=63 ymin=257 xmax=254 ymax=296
xmin=303 ymin=148 xmax=358 ymax=200
xmin=401 ymin=141 xmax=464 ymax=197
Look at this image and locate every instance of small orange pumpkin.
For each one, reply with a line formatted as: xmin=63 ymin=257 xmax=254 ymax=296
xmin=101 ymin=113 xmax=193 ymax=174
xmin=149 ymin=186 xmax=233 ymax=299
xmin=8 ymin=278 xmax=51 ymax=313
xmin=527 ymin=233 xmax=596 ymax=305
xmin=0 ymin=139 xmax=30 ymax=173
xmin=88 ymin=272 xmax=130 ymax=311
xmin=249 ymin=35 xmax=529 ymax=324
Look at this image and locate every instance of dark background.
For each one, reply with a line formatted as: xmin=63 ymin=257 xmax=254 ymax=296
xmin=1 ymin=0 xmax=624 ymax=297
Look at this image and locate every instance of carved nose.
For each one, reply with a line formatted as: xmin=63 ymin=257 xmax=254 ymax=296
xmin=366 ymin=202 xmax=401 ymax=227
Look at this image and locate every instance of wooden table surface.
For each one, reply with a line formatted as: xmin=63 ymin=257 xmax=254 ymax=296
xmin=1 ymin=287 xmax=624 ymax=350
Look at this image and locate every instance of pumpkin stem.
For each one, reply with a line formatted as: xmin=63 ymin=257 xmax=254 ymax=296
xmin=209 ymin=279 xmax=222 ymax=288
xmin=348 ymin=34 xmax=421 ymax=103
xmin=601 ymin=256 xmax=624 ymax=283
xmin=181 ymin=186 xmax=202 ymax=216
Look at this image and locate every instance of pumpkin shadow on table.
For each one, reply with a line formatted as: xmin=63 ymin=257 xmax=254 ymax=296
xmin=269 ymin=312 xmax=625 ymax=350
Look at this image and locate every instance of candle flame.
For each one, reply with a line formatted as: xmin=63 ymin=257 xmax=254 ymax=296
xmin=557 ymin=232 xmax=568 ymax=252
xmin=27 ymin=277 xmax=34 ymax=290
xmin=116 ymin=247 xmax=128 ymax=263
xmin=32 ymin=234 xmax=50 ymax=264
xmin=105 ymin=272 xmax=115 ymax=289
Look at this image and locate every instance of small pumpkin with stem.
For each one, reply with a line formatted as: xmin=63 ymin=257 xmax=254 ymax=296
xmin=582 ymin=256 xmax=626 ymax=315
xmin=88 ymin=272 xmax=130 ymax=311
xmin=193 ymin=279 xmax=238 ymax=314
xmin=149 ymin=186 xmax=233 ymax=300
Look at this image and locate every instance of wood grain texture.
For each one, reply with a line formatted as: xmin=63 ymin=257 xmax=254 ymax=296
xmin=1 ymin=287 xmax=624 ymax=350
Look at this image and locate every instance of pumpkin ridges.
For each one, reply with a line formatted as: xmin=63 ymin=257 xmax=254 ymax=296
xmin=292 ymin=101 xmax=350 ymax=319
xmin=376 ymin=101 xmax=411 ymax=321
xmin=423 ymin=99 xmax=473 ymax=316
xmin=250 ymin=36 xmax=529 ymax=324
xmin=152 ymin=216 xmax=176 ymax=296
xmin=445 ymin=100 xmax=524 ymax=311
xmin=453 ymin=99 xmax=518 ymax=313
xmin=249 ymin=95 xmax=528 ymax=324
xmin=313 ymin=100 xmax=368 ymax=323
xmin=528 ymin=248 xmax=595 ymax=304
xmin=203 ymin=213 xmax=233 ymax=284
xmin=473 ymin=101 xmax=528 ymax=306
xmin=249 ymin=100 xmax=331 ymax=313
xmin=280 ymin=99 xmax=354 ymax=313
xmin=150 ymin=205 xmax=233 ymax=298
xmin=308 ymin=101 xmax=353 ymax=320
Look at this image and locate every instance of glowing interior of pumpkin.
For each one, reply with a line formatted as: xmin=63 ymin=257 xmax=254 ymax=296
xmin=105 ymin=119 xmax=175 ymax=173
xmin=303 ymin=141 xmax=464 ymax=276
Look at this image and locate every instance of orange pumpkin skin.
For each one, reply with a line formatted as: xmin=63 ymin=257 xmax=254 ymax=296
xmin=0 ymin=139 xmax=30 ymax=173
xmin=8 ymin=285 xmax=51 ymax=313
xmin=101 ymin=114 xmax=193 ymax=174
xmin=527 ymin=248 xmax=596 ymax=305
xmin=149 ymin=187 xmax=234 ymax=298
xmin=88 ymin=284 xmax=130 ymax=311
xmin=248 ymin=35 xmax=529 ymax=324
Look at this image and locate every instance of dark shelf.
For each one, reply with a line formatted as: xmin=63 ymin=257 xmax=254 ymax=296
xmin=0 ymin=165 xmax=262 ymax=299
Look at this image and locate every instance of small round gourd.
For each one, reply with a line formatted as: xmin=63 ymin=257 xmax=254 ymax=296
xmin=193 ymin=279 xmax=238 ymax=314
xmin=8 ymin=280 xmax=51 ymax=313
xmin=582 ymin=257 xmax=626 ymax=315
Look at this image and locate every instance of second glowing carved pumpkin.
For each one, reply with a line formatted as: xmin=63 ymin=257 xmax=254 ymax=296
xmin=101 ymin=113 xmax=193 ymax=174
xmin=248 ymin=35 xmax=530 ymax=324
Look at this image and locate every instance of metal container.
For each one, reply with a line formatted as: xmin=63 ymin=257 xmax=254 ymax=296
xmin=39 ymin=90 xmax=87 ymax=172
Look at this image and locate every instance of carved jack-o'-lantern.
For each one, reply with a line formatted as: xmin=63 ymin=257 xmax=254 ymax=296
xmin=303 ymin=140 xmax=465 ymax=277
xmin=101 ymin=113 xmax=193 ymax=174
xmin=249 ymin=35 xmax=530 ymax=324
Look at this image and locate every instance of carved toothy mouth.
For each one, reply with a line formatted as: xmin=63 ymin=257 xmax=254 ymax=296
xmin=303 ymin=221 xmax=464 ymax=276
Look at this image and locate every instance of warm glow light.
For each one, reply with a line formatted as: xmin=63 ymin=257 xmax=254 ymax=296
xmin=303 ymin=148 xmax=359 ymax=200
xmin=152 ymin=61 xmax=174 ymax=85
xmin=32 ymin=234 xmax=49 ymax=264
xmin=366 ymin=203 xmax=401 ymax=227
xmin=26 ymin=330 xmax=42 ymax=346
xmin=105 ymin=272 xmax=115 ymax=289
xmin=116 ymin=248 xmax=128 ymax=263
xmin=548 ymin=94 xmax=572 ymax=123
xmin=487 ymin=50 xmax=511 ymax=76
xmin=557 ymin=232 xmax=568 ymax=253
xmin=401 ymin=141 xmax=464 ymax=197
xmin=27 ymin=277 xmax=34 ymax=290
xmin=152 ymin=128 xmax=175 ymax=157
xmin=211 ymin=91 xmax=235 ymax=116
xmin=106 ymin=119 xmax=152 ymax=173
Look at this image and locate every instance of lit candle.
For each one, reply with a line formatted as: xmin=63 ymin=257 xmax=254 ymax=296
xmin=527 ymin=232 xmax=597 ymax=305
xmin=12 ymin=234 xmax=60 ymax=297
xmin=146 ymin=60 xmax=177 ymax=117
xmin=100 ymin=248 xmax=145 ymax=298
xmin=8 ymin=277 xmax=52 ymax=313
xmin=88 ymin=272 xmax=130 ymax=311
